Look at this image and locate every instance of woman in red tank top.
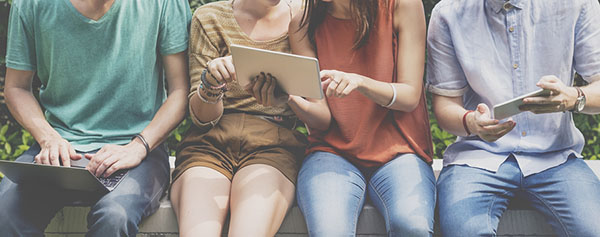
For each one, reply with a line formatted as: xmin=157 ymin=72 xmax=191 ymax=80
xmin=289 ymin=0 xmax=435 ymax=236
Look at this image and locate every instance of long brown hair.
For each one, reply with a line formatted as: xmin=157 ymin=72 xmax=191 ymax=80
xmin=300 ymin=0 xmax=386 ymax=49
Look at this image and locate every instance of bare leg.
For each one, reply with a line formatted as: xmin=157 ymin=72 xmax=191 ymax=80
xmin=228 ymin=164 xmax=295 ymax=237
xmin=170 ymin=167 xmax=231 ymax=237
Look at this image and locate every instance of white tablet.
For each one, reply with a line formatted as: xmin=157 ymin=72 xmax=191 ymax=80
xmin=493 ymin=89 xmax=552 ymax=120
xmin=230 ymin=44 xmax=324 ymax=99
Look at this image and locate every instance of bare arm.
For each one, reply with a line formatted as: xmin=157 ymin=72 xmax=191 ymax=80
xmin=321 ymin=0 xmax=426 ymax=112
xmin=287 ymin=11 xmax=332 ymax=131
xmin=87 ymin=51 xmax=190 ymax=177
xmin=5 ymin=68 xmax=82 ymax=167
xmin=581 ymin=77 xmax=600 ymax=114
xmin=361 ymin=0 xmax=426 ymax=111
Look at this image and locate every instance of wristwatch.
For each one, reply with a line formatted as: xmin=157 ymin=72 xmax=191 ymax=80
xmin=572 ymin=87 xmax=586 ymax=113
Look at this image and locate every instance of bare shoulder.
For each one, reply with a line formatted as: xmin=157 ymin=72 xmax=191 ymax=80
xmin=394 ymin=0 xmax=424 ymax=15
xmin=288 ymin=0 xmax=304 ymax=17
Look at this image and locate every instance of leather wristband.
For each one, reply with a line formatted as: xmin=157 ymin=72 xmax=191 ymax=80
xmin=132 ymin=134 xmax=150 ymax=156
xmin=463 ymin=110 xmax=475 ymax=136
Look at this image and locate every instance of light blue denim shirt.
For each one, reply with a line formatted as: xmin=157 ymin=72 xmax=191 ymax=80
xmin=426 ymin=0 xmax=600 ymax=176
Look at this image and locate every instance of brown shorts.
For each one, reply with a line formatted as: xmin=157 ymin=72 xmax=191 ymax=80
xmin=172 ymin=113 xmax=308 ymax=184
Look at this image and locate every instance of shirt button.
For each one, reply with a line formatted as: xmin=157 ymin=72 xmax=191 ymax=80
xmin=513 ymin=64 xmax=519 ymax=69
xmin=521 ymin=131 xmax=527 ymax=136
xmin=509 ymin=27 xmax=514 ymax=32
xmin=503 ymin=2 xmax=513 ymax=11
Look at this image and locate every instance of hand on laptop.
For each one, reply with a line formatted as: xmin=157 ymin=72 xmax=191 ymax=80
xmin=35 ymin=135 xmax=82 ymax=167
xmin=206 ymin=55 xmax=237 ymax=84
xmin=519 ymin=76 xmax=578 ymax=114
xmin=245 ymin=72 xmax=290 ymax=107
xmin=466 ymin=104 xmax=516 ymax=142
xmin=84 ymin=141 xmax=146 ymax=178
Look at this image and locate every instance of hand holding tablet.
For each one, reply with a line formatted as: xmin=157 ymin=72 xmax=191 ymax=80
xmin=230 ymin=44 xmax=324 ymax=99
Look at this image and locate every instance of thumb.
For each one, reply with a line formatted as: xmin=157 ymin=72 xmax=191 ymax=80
xmin=321 ymin=78 xmax=332 ymax=88
xmin=477 ymin=103 xmax=491 ymax=119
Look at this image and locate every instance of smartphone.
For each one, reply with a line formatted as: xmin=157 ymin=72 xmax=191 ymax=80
xmin=493 ymin=89 xmax=552 ymax=120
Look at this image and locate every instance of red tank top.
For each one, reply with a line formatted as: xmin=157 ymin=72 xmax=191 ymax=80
xmin=307 ymin=0 xmax=434 ymax=167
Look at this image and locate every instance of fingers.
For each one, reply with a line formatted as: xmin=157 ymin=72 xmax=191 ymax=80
xmin=266 ymin=75 xmax=277 ymax=106
xmin=215 ymin=63 xmax=231 ymax=83
xmin=104 ymin=161 xmax=123 ymax=178
xmin=97 ymin=156 xmax=119 ymax=178
xmin=252 ymin=73 xmax=266 ymax=104
xmin=86 ymin=147 xmax=110 ymax=175
xmin=70 ymin=146 xmax=82 ymax=161
xmin=326 ymin=78 xmax=339 ymax=97
xmin=59 ymin=145 xmax=71 ymax=167
xmin=522 ymin=97 xmax=561 ymax=105
xmin=49 ymin=145 xmax=60 ymax=166
xmin=223 ymin=58 xmax=237 ymax=82
xmin=476 ymin=104 xmax=491 ymax=118
xmin=321 ymin=78 xmax=332 ymax=89
xmin=35 ymin=149 xmax=50 ymax=165
xmin=335 ymin=79 xmax=349 ymax=97
xmin=261 ymin=74 xmax=273 ymax=106
xmin=480 ymin=121 xmax=517 ymax=142
xmin=519 ymin=104 xmax=565 ymax=114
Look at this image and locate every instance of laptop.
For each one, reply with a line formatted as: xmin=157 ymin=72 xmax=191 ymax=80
xmin=0 ymin=159 xmax=128 ymax=194
xmin=230 ymin=44 xmax=324 ymax=99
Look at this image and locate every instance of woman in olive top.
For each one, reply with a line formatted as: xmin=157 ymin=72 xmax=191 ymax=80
xmin=169 ymin=0 xmax=330 ymax=236
xmin=290 ymin=0 xmax=435 ymax=236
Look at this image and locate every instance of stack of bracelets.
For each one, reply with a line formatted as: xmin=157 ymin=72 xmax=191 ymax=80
xmin=197 ymin=69 xmax=227 ymax=104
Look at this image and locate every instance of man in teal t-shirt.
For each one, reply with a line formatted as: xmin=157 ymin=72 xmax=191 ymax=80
xmin=0 ymin=0 xmax=191 ymax=235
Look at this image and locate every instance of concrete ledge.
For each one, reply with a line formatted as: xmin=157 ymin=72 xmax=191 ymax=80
xmin=45 ymin=159 xmax=600 ymax=236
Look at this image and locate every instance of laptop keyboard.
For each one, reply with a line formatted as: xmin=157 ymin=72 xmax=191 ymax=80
xmin=97 ymin=169 xmax=128 ymax=189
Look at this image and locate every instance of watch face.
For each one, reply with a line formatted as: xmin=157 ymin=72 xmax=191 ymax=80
xmin=578 ymin=96 xmax=586 ymax=112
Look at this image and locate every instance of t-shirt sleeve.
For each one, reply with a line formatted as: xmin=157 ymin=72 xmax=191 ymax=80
xmin=188 ymin=12 xmax=223 ymax=128
xmin=5 ymin=4 xmax=36 ymax=71
xmin=158 ymin=0 xmax=192 ymax=55
xmin=425 ymin=7 xmax=469 ymax=97
xmin=188 ymin=14 xmax=221 ymax=99
xmin=573 ymin=0 xmax=600 ymax=83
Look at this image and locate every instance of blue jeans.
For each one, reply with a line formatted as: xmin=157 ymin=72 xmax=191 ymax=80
xmin=296 ymin=151 xmax=436 ymax=237
xmin=437 ymin=155 xmax=600 ymax=237
xmin=0 ymin=143 xmax=170 ymax=237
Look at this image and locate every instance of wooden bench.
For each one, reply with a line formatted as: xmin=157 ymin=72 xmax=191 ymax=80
xmin=45 ymin=158 xmax=600 ymax=236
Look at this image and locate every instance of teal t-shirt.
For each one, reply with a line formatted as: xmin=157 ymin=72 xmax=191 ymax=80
xmin=6 ymin=0 xmax=191 ymax=151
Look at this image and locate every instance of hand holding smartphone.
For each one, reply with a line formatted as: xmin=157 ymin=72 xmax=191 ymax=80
xmin=493 ymin=89 xmax=552 ymax=119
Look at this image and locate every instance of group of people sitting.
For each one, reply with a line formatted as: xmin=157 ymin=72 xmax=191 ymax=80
xmin=1 ymin=0 xmax=599 ymax=236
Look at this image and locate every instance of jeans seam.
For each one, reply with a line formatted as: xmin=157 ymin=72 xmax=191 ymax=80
xmin=524 ymin=190 xmax=570 ymax=237
xmin=369 ymin=180 xmax=391 ymax=235
xmin=487 ymin=190 xmax=511 ymax=236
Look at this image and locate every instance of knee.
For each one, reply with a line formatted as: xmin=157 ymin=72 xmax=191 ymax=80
xmin=387 ymin=215 xmax=433 ymax=237
xmin=88 ymin=200 xmax=140 ymax=236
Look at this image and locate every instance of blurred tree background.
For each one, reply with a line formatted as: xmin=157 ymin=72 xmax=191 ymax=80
xmin=0 ymin=0 xmax=598 ymax=178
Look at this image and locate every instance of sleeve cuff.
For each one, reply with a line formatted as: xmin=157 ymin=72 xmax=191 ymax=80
xmin=6 ymin=60 xmax=35 ymax=71
xmin=160 ymin=41 xmax=189 ymax=56
xmin=583 ymin=73 xmax=600 ymax=83
xmin=427 ymin=83 xmax=469 ymax=97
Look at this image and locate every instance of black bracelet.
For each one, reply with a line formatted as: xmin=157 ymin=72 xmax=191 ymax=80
xmin=132 ymin=134 xmax=150 ymax=155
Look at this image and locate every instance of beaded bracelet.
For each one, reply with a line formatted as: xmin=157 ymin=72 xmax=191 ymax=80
xmin=197 ymin=82 xmax=223 ymax=104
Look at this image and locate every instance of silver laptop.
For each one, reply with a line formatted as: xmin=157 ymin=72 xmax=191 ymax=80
xmin=0 ymin=159 xmax=128 ymax=194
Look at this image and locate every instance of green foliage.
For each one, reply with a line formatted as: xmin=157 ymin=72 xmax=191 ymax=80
xmin=166 ymin=118 xmax=191 ymax=157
